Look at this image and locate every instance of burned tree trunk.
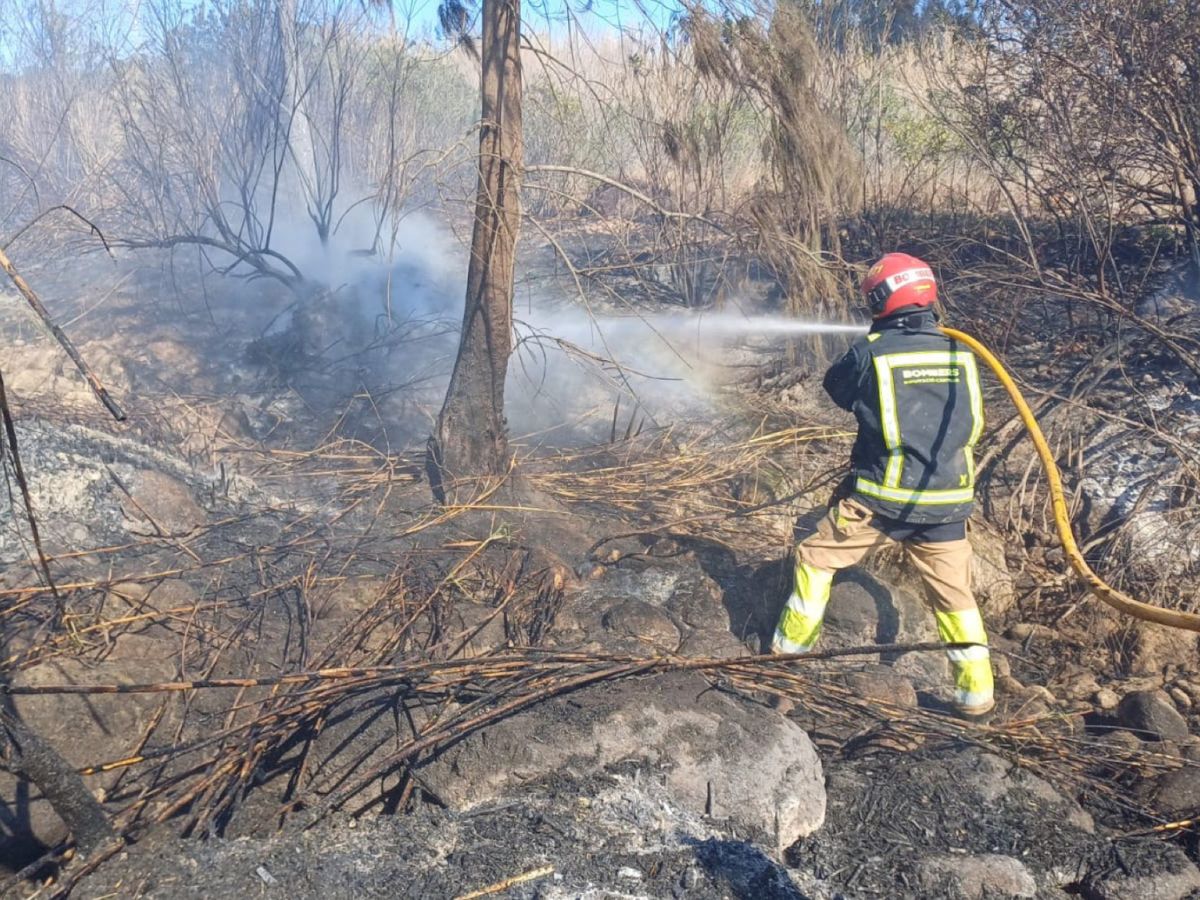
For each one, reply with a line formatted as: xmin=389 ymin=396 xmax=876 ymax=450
xmin=426 ymin=0 xmax=523 ymax=502
xmin=1 ymin=701 xmax=115 ymax=854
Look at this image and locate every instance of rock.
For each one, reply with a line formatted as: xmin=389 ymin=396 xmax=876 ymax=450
xmin=1167 ymin=686 xmax=1192 ymax=710
xmin=1039 ymin=862 xmax=1090 ymax=897
xmin=1084 ymin=846 xmax=1200 ymax=900
xmin=1098 ymin=729 xmax=1144 ymax=753
xmin=318 ymin=576 xmax=386 ymax=618
xmin=562 ymin=565 xmax=694 ymax=651
xmin=1024 ymin=685 xmax=1058 ymax=705
xmin=106 ymin=578 xmax=199 ymax=640
xmin=1006 ymin=622 xmax=1058 ymax=642
xmin=417 ymin=671 xmax=826 ymax=851
xmin=438 ymin=602 xmax=509 ymax=658
xmin=1179 ymin=680 xmax=1200 ymax=704
xmin=679 ymin=866 xmax=700 ymax=890
xmin=123 ymin=470 xmax=208 ymax=534
xmin=544 ymin=602 xmax=586 ymax=646
xmin=729 ymin=556 xmax=793 ymax=643
xmin=821 ymin=575 xmax=894 ymax=644
xmin=1094 ymin=688 xmax=1121 ymax=711
xmin=5 ymin=647 xmax=179 ymax=853
xmin=998 ymin=674 xmax=1027 ymax=695
xmin=823 ymin=569 xmax=937 ymax=647
xmin=969 ymin=526 xmax=1018 ymax=618
xmin=1142 ymin=766 xmax=1200 ymax=817
xmin=675 ymin=628 xmax=750 ymax=659
xmin=602 ymin=599 xmax=681 ymax=652
xmin=665 ymin=570 xmax=728 ymax=631
xmin=1125 ymin=622 xmax=1200 ymax=677
xmin=945 ymin=749 xmax=1094 ymax=833
xmin=836 ymin=665 xmax=918 ymax=708
xmin=1182 ymin=738 xmax=1200 ymax=763
xmin=992 ymin=654 xmax=1012 ymax=678
xmin=1117 ymin=690 xmax=1190 ymax=741
xmin=397 ymin=597 xmax=510 ymax=659
xmin=1061 ymin=671 xmax=1101 ymax=701
xmin=817 ymin=570 xmax=950 ymax=690
xmin=917 ymin=853 xmax=1037 ymax=899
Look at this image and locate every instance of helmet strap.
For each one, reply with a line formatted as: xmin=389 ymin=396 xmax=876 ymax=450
xmin=867 ymin=282 xmax=892 ymax=316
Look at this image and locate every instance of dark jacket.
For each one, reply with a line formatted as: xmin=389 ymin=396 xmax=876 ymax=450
xmin=823 ymin=308 xmax=984 ymax=525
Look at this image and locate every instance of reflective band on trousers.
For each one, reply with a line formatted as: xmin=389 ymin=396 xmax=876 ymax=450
xmin=955 ymin=688 xmax=994 ymax=710
xmin=774 ymin=591 xmax=825 ymax=653
xmin=934 ymin=607 xmax=994 ymax=710
xmin=771 ymin=632 xmax=812 ymax=655
xmin=772 ymin=564 xmax=834 ymax=654
xmin=793 ymin=562 xmax=834 ymax=605
xmin=945 ymin=644 xmax=990 ymax=663
xmin=935 ymin=607 xmax=988 ymax=645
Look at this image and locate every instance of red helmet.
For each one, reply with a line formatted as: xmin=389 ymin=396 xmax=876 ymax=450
xmin=861 ymin=253 xmax=937 ymax=318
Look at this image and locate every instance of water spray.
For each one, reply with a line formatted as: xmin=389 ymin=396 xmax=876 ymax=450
xmin=605 ymin=313 xmax=869 ymax=338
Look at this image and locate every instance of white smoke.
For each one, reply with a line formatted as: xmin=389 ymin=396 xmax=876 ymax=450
xmin=251 ymin=204 xmax=866 ymax=447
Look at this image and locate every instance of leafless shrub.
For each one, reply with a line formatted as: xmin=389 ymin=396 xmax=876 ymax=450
xmin=921 ymin=0 xmax=1200 ymax=291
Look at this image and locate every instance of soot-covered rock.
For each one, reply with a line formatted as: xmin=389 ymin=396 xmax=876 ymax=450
xmin=1117 ymin=690 xmax=1191 ymax=741
xmin=416 ymin=670 xmax=826 ymax=852
xmin=916 ymin=853 xmax=1038 ymax=899
xmin=1082 ymin=844 xmax=1200 ymax=900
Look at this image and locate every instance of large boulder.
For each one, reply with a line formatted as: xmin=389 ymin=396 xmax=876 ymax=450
xmin=676 ymin=628 xmax=751 ymax=659
xmin=554 ymin=561 xmax=728 ymax=656
xmin=601 ymin=599 xmax=681 ymax=652
xmin=836 ymin=665 xmax=919 ymax=709
xmin=820 ymin=569 xmax=950 ymax=691
xmin=665 ymin=569 xmax=729 ymax=632
xmin=416 ymin=670 xmax=826 ymax=852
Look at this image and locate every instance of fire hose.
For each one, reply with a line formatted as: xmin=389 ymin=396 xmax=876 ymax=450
xmin=940 ymin=326 xmax=1200 ymax=633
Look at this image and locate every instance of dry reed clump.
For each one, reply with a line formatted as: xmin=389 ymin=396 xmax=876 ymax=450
xmin=527 ymin=423 xmax=850 ymax=554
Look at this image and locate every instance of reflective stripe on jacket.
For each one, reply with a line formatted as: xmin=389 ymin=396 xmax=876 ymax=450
xmin=823 ymin=308 xmax=984 ymax=525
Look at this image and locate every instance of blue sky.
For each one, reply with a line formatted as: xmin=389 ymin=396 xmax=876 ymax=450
xmin=0 ymin=0 xmax=691 ymax=71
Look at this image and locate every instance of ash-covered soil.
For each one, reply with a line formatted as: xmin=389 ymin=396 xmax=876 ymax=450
xmin=71 ymin=744 xmax=1194 ymax=900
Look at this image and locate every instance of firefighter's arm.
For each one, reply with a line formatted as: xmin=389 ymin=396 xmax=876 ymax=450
xmin=822 ymin=344 xmax=866 ymax=411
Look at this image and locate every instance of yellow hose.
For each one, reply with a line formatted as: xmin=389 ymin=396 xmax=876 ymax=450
xmin=940 ymin=325 xmax=1200 ymax=633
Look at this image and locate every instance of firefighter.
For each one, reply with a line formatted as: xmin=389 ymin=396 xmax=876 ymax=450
xmin=771 ymin=252 xmax=994 ymax=719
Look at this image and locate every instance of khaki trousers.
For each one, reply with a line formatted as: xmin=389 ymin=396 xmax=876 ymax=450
xmin=772 ymin=498 xmax=994 ymax=714
xmin=800 ymin=498 xmax=975 ymax=614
